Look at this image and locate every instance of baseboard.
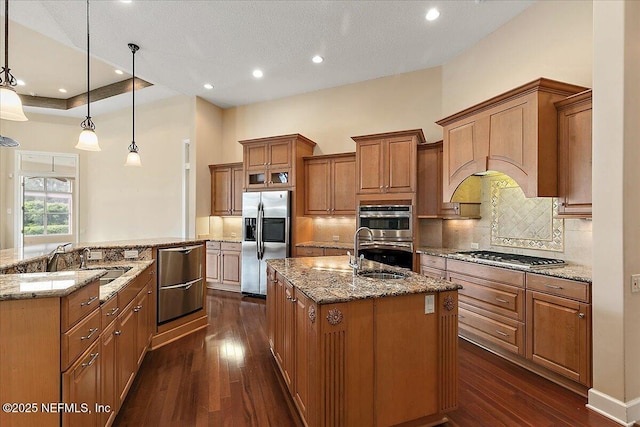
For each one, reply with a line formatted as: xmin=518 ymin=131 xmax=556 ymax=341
xmin=587 ymin=388 xmax=640 ymax=426
xmin=150 ymin=314 xmax=208 ymax=350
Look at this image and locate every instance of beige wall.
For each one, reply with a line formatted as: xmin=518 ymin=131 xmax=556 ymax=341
xmin=442 ymin=0 xmax=593 ymax=116
xmin=220 ymin=66 xmax=443 ymax=161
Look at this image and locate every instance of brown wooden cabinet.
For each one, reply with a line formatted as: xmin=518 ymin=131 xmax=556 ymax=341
xmin=100 ymin=320 xmax=118 ymax=427
xmin=207 ymin=241 xmax=241 ymax=292
xmin=206 ymin=241 xmax=221 ymax=283
xmin=436 ymin=78 xmax=587 ymax=201
xmin=419 ymin=254 xmax=447 ymax=280
xmin=134 ymin=287 xmax=149 ymax=367
xmin=209 ymin=162 xmax=243 ymax=216
xmin=555 ymin=90 xmax=592 ymax=217
xmin=295 ymin=245 xmax=351 ymax=257
xmin=352 ymin=129 xmax=425 ymax=195
xmin=62 ymin=340 xmax=101 ymax=427
xmin=117 ymin=298 xmax=137 ymax=406
xmin=526 ymin=273 xmax=591 ymax=387
xmin=304 ymin=153 xmax=356 ymax=216
xmin=293 ymin=289 xmax=315 ymax=424
xmin=417 ymin=141 xmax=480 ymax=219
xmin=240 ymin=134 xmax=316 ymax=190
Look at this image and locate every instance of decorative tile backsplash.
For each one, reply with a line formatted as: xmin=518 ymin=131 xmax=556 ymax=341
xmin=490 ymin=175 xmax=563 ymax=252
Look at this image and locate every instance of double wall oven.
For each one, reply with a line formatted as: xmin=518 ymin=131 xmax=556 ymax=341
xmin=357 ymin=204 xmax=413 ymax=270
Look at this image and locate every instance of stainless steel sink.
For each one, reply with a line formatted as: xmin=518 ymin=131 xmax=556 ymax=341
xmin=358 ymin=270 xmax=406 ymax=280
xmin=84 ymin=267 xmax=131 ymax=286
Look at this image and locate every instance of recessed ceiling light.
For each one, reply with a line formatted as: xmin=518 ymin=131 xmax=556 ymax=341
xmin=204 ymin=83 xmax=214 ymax=90
xmin=58 ymin=88 xmax=67 ymax=93
xmin=16 ymin=79 xmax=25 ymax=86
xmin=115 ymin=69 xmax=124 ymax=75
xmin=253 ymin=69 xmax=263 ymax=79
xmin=425 ymin=8 xmax=440 ymax=21
xmin=312 ymin=55 xmax=324 ymax=64
xmin=120 ymin=0 xmax=132 ymax=3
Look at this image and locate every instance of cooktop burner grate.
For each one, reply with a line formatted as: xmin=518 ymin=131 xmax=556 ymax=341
xmin=455 ymin=250 xmax=565 ymax=269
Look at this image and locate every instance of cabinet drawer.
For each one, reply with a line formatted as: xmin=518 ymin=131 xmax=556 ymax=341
xmin=420 ymin=265 xmax=447 ymax=280
xmin=526 ymin=273 xmax=590 ymax=303
xmin=61 ymin=281 xmax=100 ymax=332
xmin=451 ymin=272 xmax=524 ymax=321
xmin=101 ymin=296 xmax=120 ymax=329
xmin=447 ymin=259 xmax=525 ymax=287
xmin=298 ymin=247 xmax=325 ymax=257
xmin=206 ymin=241 xmax=221 ymax=250
xmin=221 ymin=242 xmax=241 ymax=252
xmin=325 ymin=248 xmax=349 ymax=256
xmin=459 ymin=303 xmax=525 ymax=356
xmin=420 ymin=254 xmax=446 ymax=270
xmin=62 ymin=308 xmax=101 ymax=371
xmin=118 ymin=270 xmax=148 ymax=309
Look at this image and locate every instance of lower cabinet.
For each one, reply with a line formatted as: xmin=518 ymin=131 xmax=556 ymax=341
xmin=100 ymin=321 xmax=118 ymax=427
xmin=207 ymin=241 xmax=242 ymax=292
xmin=62 ymin=340 xmax=101 ymax=427
xmin=296 ymin=246 xmax=350 ymax=257
xmin=117 ymin=298 xmax=138 ymax=406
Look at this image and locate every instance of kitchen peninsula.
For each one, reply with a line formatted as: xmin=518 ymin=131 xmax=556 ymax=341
xmin=266 ymin=256 xmax=460 ymax=427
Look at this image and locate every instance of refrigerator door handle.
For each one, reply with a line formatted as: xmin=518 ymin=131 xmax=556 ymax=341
xmin=257 ymin=202 xmax=264 ymax=260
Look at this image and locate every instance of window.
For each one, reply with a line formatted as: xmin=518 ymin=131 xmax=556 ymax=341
xmin=15 ymin=151 xmax=79 ymax=247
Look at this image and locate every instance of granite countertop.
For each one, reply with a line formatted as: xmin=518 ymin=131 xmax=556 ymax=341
xmin=206 ymin=237 xmax=243 ymax=244
xmin=416 ymin=246 xmax=592 ymax=283
xmin=267 ymin=255 xmax=460 ymax=305
xmin=0 ymin=237 xmax=204 ymax=271
xmin=0 ymin=269 xmax=107 ymax=301
xmin=296 ymin=241 xmax=353 ymax=250
xmin=92 ymin=260 xmax=156 ymax=302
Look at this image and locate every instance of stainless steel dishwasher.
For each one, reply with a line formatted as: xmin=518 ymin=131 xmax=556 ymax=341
xmin=157 ymin=244 xmax=204 ymax=324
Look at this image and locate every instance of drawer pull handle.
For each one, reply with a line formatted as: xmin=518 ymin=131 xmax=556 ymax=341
xmin=81 ymin=328 xmax=99 ymax=341
xmin=544 ymin=284 xmax=563 ymax=290
xmin=81 ymin=352 xmax=100 ymax=368
xmin=290 ymin=298 xmax=298 ymax=303
xmin=80 ymin=296 xmax=98 ymax=307
xmin=106 ymin=307 xmax=119 ymax=317
xmin=147 ymin=290 xmax=152 ymax=295
xmin=134 ymin=305 xmax=143 ymax=312
xmin=286 ymin=295 xmax=292 ymax=300
xmin=578 ymin=313 xmax=585 ymax=319
xmin=495 ymin=330 xmax=509 ymax=337
xmin=114 ymin=330 xmax=122 ymax=336
xmin=495 ymin=297 xmax=509 ymax=304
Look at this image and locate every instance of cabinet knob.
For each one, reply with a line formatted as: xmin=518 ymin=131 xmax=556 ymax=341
xmin=147 ymin=290 xmax=152 ymax=295
xmin=114 ymin=330 xmax=122 ymax=336
xmin=379 ymin=186 xmax=383 ymax=189
xmin=561 ymin=202 xmax=566 ymax=206
xmin=290 ymin=298 xmax=298 ymax=303
xmin=578 ymin=313 xmax=585 ymax=319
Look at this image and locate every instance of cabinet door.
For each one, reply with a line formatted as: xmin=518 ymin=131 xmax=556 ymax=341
xmin=386 ymin=136 xmax=416 ymax=193
xmin=231 ymin=165 xmax=244 ymax=215
xmin=268 ymin=141 xmax=292 ymax=168
xmin=526 ymin=291 xmax=591 ymax=386
xmin=212 ymin=167 xmax=231 ymax=215
xmin=558 ymin=102 xmax=592 ymax=216
xmin=100 ymin=321 xmax=118 ymax=427
xmin=417 ymin=144 xmax=440 ymax=217
xmin=206 ymin=250 xmax=221 ymax=283
xmin=266 ymin=267 xmax=277 ymax=349
xmin=62 ymin=340 xmax=101 ymax=427
xmin=221 ymin=250 xmax=241 ymax=288
xmin=117 ymin=299 xmax=137 ymax=406
xmin=266 ymin=167 xmax=292 ymax=188
xmin=245 ymin=143 xmax=267 ymax=169
xmin=294 ymin=290 xmax=314 ymax=423
xmin=134 ymin=289 xmax=149 ymax=367
xmin=324 ymin=248 xmax=349 ymax=256
xmin=357 ymin=140 xmax=384 ymax=194
xmin=305 ymin=158 xmax=331 ymax=215
xmin=331 ymin=156 xmax=356 ymax=215
xmin=274 ymin=275 xmax=286 ymax=369
xmin=282 ymin=280 xmax=295 ymax=392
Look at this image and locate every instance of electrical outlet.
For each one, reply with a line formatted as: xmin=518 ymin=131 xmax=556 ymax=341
xmin=231 ymin=232 xmax=237 ymax=237
xmin=332 ymin=235 xmax=340 ymax=241
xmin=90 ymin=251 xmax=102 ymax=260
xmin=632 ymin=275 xmax=640 ymax=293
xmin=124 ymin=250 xmax=139 ymax=259
xmin=424 ymin=295 xmax=435 ymax=314
xmin=470 ymin=242 xmax=479 ymax=249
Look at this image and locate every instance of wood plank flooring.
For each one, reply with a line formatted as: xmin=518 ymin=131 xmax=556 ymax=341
xmin=114 ymin=290 xmax=620 ymax=427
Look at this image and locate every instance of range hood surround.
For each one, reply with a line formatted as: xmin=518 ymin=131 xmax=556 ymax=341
xmin=437 ymin=78 xmax=588 ymax=203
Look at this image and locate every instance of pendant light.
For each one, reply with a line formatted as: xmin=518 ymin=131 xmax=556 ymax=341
xmin=0 ymin=0 xmax=28 ymax=122
xmin=75 ymin=0 xmax=100 ymax=151
xmin=124 ymin=43 xmax=141 ymax=167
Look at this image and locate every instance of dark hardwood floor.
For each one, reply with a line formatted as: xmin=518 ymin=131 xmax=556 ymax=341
xmin=114 ymin=290 xmax=619 ymax=427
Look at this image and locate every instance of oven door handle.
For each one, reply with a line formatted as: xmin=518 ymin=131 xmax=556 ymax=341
xmin=160 ymin=278 xmax=200 ymax=290
xmin=358 ymin=242 xmax=413 ymax=252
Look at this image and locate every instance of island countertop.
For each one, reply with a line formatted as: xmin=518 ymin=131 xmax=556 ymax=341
xmin=0 ymin=269 xmax=107 ymax=301
xmin=267 ymin=255 xmax=460 ymax=305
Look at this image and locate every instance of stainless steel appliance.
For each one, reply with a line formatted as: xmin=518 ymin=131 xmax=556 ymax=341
xmin=242 ymin=190 xmax=290 ymax=296
xmin=357 ymin=204 xmax=413 ymax=269
xmin=157 ymin=244 xmax=204 ymax=324
xmin=454 ymin=250 xmax=566 ymax=269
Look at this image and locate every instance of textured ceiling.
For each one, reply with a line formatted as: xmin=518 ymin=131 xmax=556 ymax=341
xmin=4 ymin=0 xmax=534 ymax=117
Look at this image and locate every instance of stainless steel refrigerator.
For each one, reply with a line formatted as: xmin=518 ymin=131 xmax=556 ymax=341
xmin=241 ymin=190 xmax=290 ymax=296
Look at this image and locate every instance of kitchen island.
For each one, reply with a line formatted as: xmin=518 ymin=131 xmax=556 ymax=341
xmin=266 ymin=256 xmax=461 ymax=427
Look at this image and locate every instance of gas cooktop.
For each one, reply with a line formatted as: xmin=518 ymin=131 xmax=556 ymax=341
xmin=454 ymin=250 xmax=565 ymax=270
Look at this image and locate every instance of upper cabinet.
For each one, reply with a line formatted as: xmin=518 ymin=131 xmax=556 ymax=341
xmin=209 ymin=162 xmax=243 ymax=216
xmin=352 ymin=129 xmax=424 ymax=196
xmin=240 ymin=134 xmax=316 ymax=191
xmin=555 ymin=90 xmax=592 ymax=218
xmin=304 ymin=153 xmax=356 ymax=216
xmin=436 ymin=78 xmax=587 ymax=202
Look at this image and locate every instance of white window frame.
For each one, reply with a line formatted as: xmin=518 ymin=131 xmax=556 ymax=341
xmin=14 ymin=151 xmax=80 ymax=248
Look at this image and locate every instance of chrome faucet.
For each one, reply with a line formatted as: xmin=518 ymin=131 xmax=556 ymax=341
xmin=46 ymin=242 xmax=72 ymax=272
xmin=347 ymin=226 xmax=373 ymax=276
xmin=80 ymin=248 xmax=91 ymax=269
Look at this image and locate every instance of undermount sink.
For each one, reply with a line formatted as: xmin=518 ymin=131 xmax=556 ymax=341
xmin=85 ymin=267 xmax=131 ymax=286
xmin=357 ymin=270 xmax=406 ymax=280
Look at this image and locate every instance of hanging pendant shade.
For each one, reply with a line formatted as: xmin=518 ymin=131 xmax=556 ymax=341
xmin=0 ymin=0 xmax=28 ymax=122
xmin=75 ymin=0 xmax=100 ymax=151
xmin=124 ymin=43 xmax=141 ymax=166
